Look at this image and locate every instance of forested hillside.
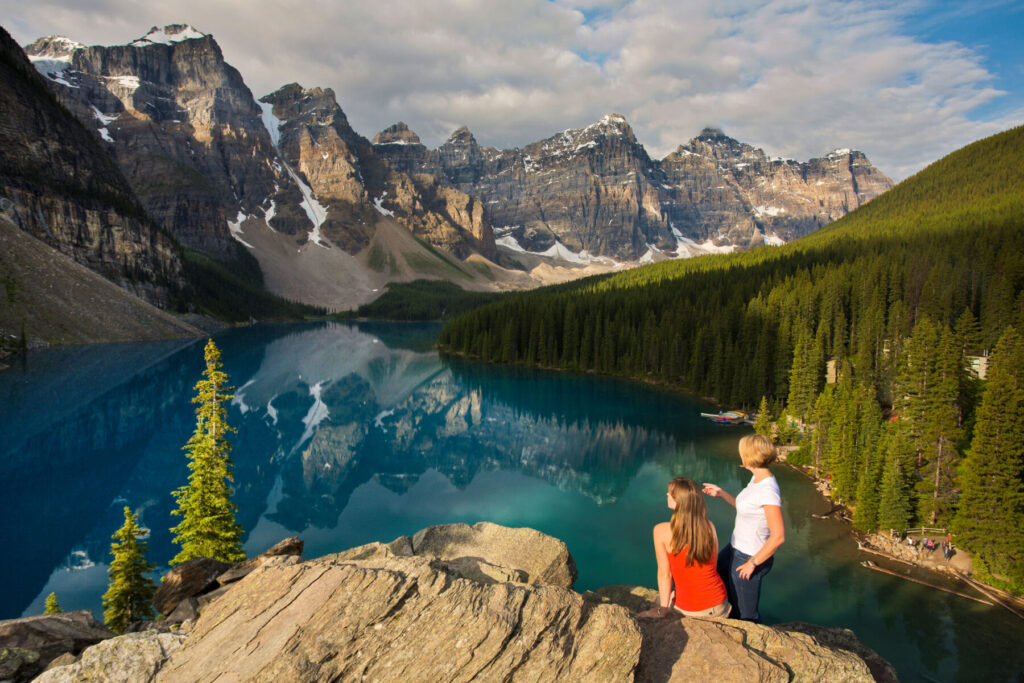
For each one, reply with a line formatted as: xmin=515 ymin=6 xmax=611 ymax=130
xmin=439 ymin=126 xmax=1024 ymax=592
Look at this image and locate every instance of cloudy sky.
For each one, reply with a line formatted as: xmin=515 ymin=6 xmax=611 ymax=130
xmin=4 ymin=0 xmax=1022 ymax=179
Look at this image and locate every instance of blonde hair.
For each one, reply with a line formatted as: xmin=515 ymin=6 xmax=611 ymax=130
xmin=739 ymin=434 xmax=776 ymax=468
xmin=667 ymin=477 xmax=716 ymax=566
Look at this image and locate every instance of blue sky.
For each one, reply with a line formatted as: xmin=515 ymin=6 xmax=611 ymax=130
xmin=903 ymin=1 xmax=1024 ymax=122
xmin=3 ymin=0 xmax=1021 ymax=180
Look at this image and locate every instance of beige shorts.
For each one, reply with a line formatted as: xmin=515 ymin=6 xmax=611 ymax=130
xmin=674 ymin=599 xmax=731 ymax=618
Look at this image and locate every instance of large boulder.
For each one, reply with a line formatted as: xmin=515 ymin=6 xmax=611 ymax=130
xmin=153 ymin=558 xmax=232 ymax=617
xmin=215 ymin=537 xmax=304 ymax=586
xmin=590 ymin=584 xmax=894 ymax=682
xmin=155 ymin=552 xmax=640 ymax=681
xmin=410 ymin=521 xmax=578 ymax=589
xmin=33 ymin=631 xmax=186 ymax=683
xmin=0 ymin=610 xmax=112 ymax=679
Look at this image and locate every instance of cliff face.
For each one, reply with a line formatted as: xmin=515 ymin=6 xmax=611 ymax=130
xmin=0 ymin=27 xmax=182 ymax=305
xmin=661 ymin=128 xmax=895 ymax=247
xmin=375 ymin=121 xmax=894 ymax=260
xmin=261 ymin=84 xmax=495 ymax=258
xmin=25 ymin=27 xmax=496 ymax=266
xmin=25 ymin=25 xmax=287 ymax=260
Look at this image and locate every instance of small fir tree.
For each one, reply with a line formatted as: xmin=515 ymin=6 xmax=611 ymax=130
xmin=753 ymin=396 xmax=773 ymax=438
xmin=170 ymin=339 xmax=245 ymax=565
xmin=43 ymin=592 xmax=62 ymax=614
xmin=102 ymin=507 xmax=156 ymax=634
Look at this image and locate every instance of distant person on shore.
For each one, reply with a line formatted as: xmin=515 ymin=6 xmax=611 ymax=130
xmin=702 ymin=434 xmax=785 ymax=623
xmin=638 ymin=477 xmax=731 ymax=619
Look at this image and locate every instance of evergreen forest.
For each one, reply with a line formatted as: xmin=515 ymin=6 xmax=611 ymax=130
xmin=439 ymin=126 xmax=1024 ymax=592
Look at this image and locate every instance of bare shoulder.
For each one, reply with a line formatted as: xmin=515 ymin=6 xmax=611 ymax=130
xmin=653 ymin=522 xmax=671 ymax=539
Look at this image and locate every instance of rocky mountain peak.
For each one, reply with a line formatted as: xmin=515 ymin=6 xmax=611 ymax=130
xmin=446 ymin=126 xmax=477 ymax=146
xmin=697 ymin=126 xmax=728 ymax=140
xmin=372 ymin=122 xmax=422 ymax=146
xmin=595 ymin=112 xmax=632 ymax=133
xmin=262 ymin=83 xmax=349 ymax=128
xmin=129 ymin=24 xmax=208 ymax=47
xmin=683 ymin=127 xmax=762 ymax=163
xmin=22 ymin=35 xmax=83 ymax=59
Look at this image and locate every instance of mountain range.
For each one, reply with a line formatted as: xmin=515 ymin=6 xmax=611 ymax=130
xmin=5 ymin=22 xmax=892 ymax=327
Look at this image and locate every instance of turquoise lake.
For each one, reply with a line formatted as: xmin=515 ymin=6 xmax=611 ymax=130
xmin=1 ymin=321 xmax=1021 ymax=681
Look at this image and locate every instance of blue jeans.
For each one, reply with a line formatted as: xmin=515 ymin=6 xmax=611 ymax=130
xmin=717 ymin=544 xmax=774 ymax=623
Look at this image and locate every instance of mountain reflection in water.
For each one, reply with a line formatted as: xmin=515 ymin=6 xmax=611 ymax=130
xmin=1 ymin=322 xmax=1022 ymax=682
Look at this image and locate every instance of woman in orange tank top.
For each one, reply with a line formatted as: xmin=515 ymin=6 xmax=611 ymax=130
xmin=638 ymin=477 xmax=730 ymax=619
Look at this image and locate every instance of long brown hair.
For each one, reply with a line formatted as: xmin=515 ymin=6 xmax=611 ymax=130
xmin=668 ymin=477 xmax=716 ymax=566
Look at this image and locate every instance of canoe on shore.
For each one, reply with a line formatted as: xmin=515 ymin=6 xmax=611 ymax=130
xmin=700 ymin=410 xmax=750 ymax=424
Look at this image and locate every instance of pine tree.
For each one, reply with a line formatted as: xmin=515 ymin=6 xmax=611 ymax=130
xmin=787 ymin=324 xmax=821 ymax=421
xmin=753 ymin=396 xmax=773 ymax=438
xmin=917 ymin=326 xmax=963 ymax=525
xmin=953 ymin=327 xmax=1024 ymax=590
xmin=43 ymin=592 xmax=61 ymax=614
xmin=877 ymin=429 xmax=913 ymax=533
xmin=852 ymin=441 xmax=884 ymax=531
xmin=103 ymin=507 xmax=156 ymax=634
xmin=170 ymin=340 xmax=245 ymax=565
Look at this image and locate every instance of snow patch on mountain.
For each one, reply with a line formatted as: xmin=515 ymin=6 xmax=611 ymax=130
xmin=257 ymin=100 xmax=281 ymax=148
xmin=103 ymin=74 xmax=140 ymax=92
xmin=227 ymin=211 xmax=255 ymax=249
xmin=753 ymin=205 xmax=786 ymax=218
xmin=284 ymin=166 xmax=328 ymax=247
xmin=130 ymin=25 xmax=207 ymax=46
xmin=29 ymin=56 xmax=78 ymax=87
xmin=373 ymin=192 xmax=395 ymax=217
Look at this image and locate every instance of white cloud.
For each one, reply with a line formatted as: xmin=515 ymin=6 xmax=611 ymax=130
xmin=3 ymin=0 xmax=1020 ymax=179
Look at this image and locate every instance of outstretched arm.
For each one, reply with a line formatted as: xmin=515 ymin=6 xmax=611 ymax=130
xmin=702 ymin=483 xmax=736 ymax=508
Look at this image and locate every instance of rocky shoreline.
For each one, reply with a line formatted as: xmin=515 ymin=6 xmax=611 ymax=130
xmin=0 ymin=522 xmax=896 ymax=682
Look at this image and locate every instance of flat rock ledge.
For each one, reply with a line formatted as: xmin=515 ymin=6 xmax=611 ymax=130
xmin=33 ymin=524 xmax=893 ymax=682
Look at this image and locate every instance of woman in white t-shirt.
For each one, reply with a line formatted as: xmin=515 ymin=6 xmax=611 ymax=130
xmin=702 ymin=434 xmax=785 ymax=622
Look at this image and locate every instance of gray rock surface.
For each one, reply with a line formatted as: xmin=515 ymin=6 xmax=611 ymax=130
xmin=592 ymin=584 xmax=894 ymax=682
xmin=11 ymin=527 xmax=893 ymax=682
xmin=156 ymin=550 xmax=640 ymax=682
xmin=411 ymin=521 xmax=578 ymax=589
xmin=0 ymin=647 xmax=39 ymax=681
xmin=0 ymin=611 xmax=111 ymax=680
xmin=33 ymin=631 xmax=186 ymax=683
xmin=215 ymin=536 xmax=304 ymax=586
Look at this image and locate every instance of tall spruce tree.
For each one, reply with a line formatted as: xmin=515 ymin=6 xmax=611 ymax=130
xmin=787 ymin=324 xmax=821 ymax=421
xmin=877 ymin=428 xmax=913 ymax=533
xmin=917 ymin=326 xmax=963 ymax=525
xmin=953 ymin=327 xmax=1024 ymax=590
xmin=102 ymin=507 xmax=156 ymax=634
xmin=852 ymin=441 xmax=884 ymax=531
xmin=170 ymin=339 xmax=245 ymax=565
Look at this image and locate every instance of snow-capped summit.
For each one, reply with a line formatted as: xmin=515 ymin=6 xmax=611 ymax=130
xmin=130 ymin=24 xmax=208 ymax=46
xmin=23 ymin=35 xmax=84 ymax=60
